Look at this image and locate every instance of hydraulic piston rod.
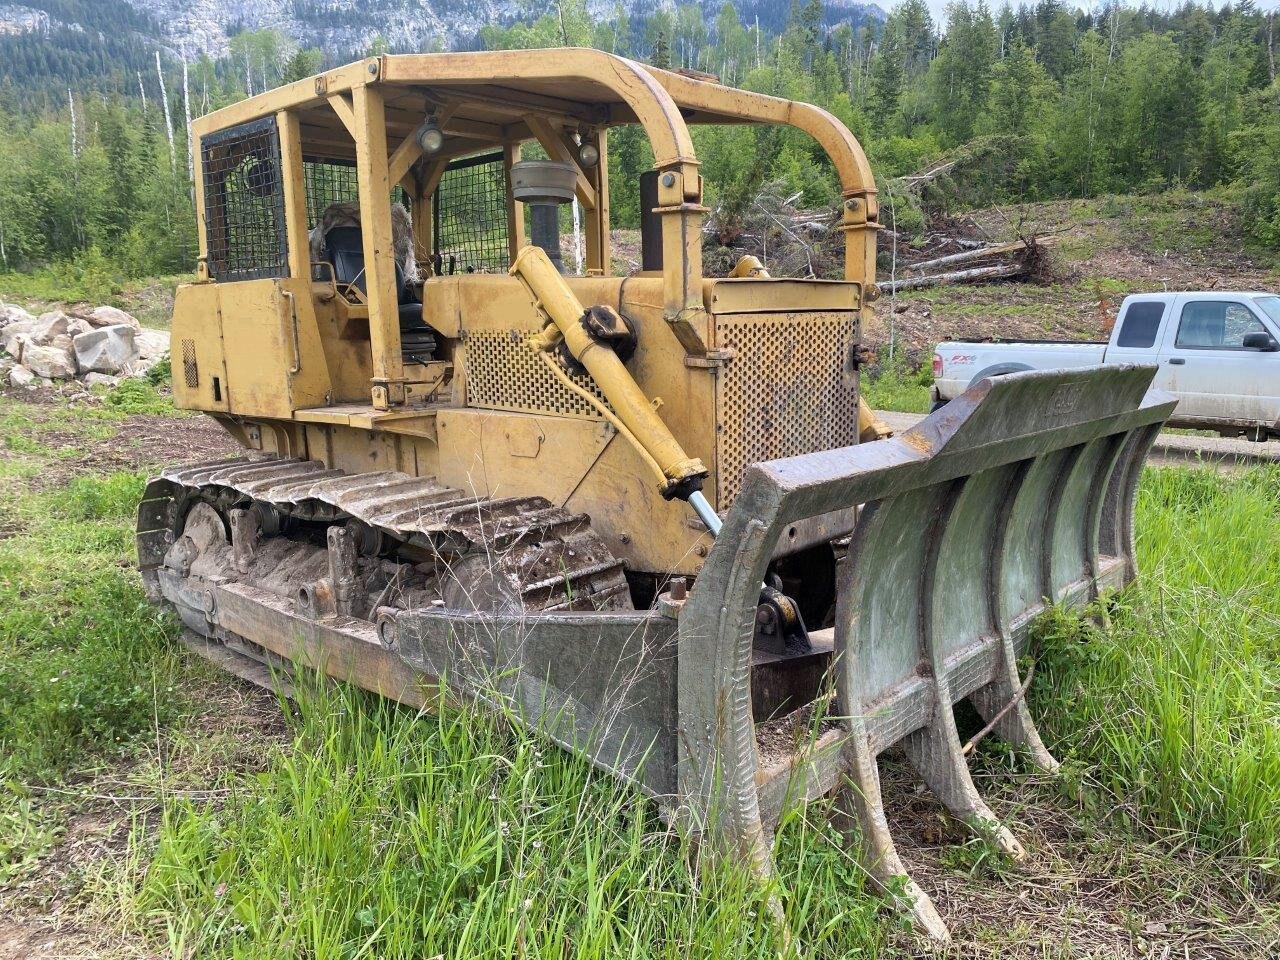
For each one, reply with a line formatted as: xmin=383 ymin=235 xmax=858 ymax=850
xmin=512 ymin=245 xmax=710 ymax=505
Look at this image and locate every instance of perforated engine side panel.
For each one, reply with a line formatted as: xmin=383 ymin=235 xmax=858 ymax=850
xmin=715 ymin=313 xmax=860 ymax=507
xmin=463 ymin=330 xmax=608 ymax=419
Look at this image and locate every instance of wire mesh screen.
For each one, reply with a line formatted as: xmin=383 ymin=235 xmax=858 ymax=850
xmin=433 ymin=152 xmax=510 ymax=274
xmin=201 ymin=118 xmax=288 ymax=281
xmin=303 ymin=158 xmax=408 ymax=227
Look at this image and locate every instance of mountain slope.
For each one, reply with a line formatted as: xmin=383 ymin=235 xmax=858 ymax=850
xmin=0 ymin=0 xmax=885 ymax=110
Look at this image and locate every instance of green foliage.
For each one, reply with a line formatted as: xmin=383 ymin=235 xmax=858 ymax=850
xmin=100 ymin=378 xmax=175 ymax=416
xmin=1033 ymin=465 xmax=1280 ymax=863
xmin=0 ymin=791 xmax=63 ymax=884
xmin=131 ymin=679 xmax=888 ymax=958
xmin=0 ymin=94 xmax=195 ymax=280
xmin=145 ymin=355 xmax=172 ymax=387
xmin=0 ymin=473 xmax=181 ymax=780
xmin=926 ymin=1 xmax=997 ymax=144
xmin=8 ymin=0 xmax=1280 ymax=289
xmin=0 ymin=250 xmax=119 ymax=303
xmin=978 ymin=40 xmax=1054 ymax=141
xmin=860 ymin=353 xmax=933 ymax=413
xmin=0 ymin=1 xmax=169 ymax=111
xmin=281 ymin=47 xmax=325 ymax=84
xmin=61 ymin=471 xmax=149 ymax=521
xmin=607 ymin=124 xmax=655 ymax=229
xmin=1236 ymin=82 xmax=1280 ymax=247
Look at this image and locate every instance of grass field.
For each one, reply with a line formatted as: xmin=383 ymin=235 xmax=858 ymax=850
xmin=1 ymin=386 xmax=1277 ymax=957
xmin=859 ymin=356 xmax=934 ymax=414
xmin=1035 ymin=465 xmax=1280 ymax=863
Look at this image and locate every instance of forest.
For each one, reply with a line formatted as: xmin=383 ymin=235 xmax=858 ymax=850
xmin=2 ymin=0 xmax=1280 ymax=281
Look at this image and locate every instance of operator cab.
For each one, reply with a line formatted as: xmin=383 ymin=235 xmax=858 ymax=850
xmin=191 ymin=50 xmax=879 ymax=409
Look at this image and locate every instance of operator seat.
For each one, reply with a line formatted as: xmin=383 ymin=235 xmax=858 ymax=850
xmin=323 ymin=226 xmax=437 ymax=364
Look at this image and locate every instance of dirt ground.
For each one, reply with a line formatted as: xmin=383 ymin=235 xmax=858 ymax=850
xmin=0 ymin=681 xmax=287 ymax=960
xmin=879 ymin=758 xmax=1278 ymax=959
xmin=1 ymin=386 xmax=239 ymax=485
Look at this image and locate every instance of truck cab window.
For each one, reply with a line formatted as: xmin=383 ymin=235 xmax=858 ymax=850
xmin=1116 ymin=301 xmax=1164 ymax=347
xmin=1252 ymin=296 xmax=1280 ymax=325
xmin=1175 ymin=302 xmax=1266 ymax=350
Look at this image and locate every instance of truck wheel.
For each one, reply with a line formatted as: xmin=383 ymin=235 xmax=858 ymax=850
xmin=929 ymin=398 xmax=949 ymax=413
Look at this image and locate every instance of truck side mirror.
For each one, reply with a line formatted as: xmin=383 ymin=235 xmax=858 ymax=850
xmin=1242 ymin=331 xmax=1279 ymax=351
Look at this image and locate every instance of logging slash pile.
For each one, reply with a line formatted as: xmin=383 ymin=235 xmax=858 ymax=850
xmin=705 ymin=162 xmax=1056 ymax=291
xmin=879 ymin=227 xmax=1057 ymax=293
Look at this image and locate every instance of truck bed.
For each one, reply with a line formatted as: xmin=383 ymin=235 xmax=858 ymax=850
xmin=933 ymin=340 xmax=1109 ymax=400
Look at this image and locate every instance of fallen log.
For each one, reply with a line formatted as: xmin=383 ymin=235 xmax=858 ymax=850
xmin=897 ymin=159 xmax=957 ymax=190
xmin=906 ymin=236 xmax=1055 ymax=273
xmin=878 ymin=261 xmax=1027 ymax=293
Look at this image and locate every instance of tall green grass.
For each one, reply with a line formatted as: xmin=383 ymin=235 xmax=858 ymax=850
xmin=4 ymin=456 xmax=1277 ymax=954
xmin=860 ymin=356 xmax=933 ymax=414
xmin=129 ymin=682 xmax=888 ymax=959
xmin=0 ymin=472 xmax=181 ymax=778
xmin=1034 ymin=464 xmax=1280 ymax=864
xmin=0 ymin=472 xmax=183 ymax=883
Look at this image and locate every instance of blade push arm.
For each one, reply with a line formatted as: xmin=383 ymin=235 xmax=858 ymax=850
xmin=512 ymin=246 xmax=711 ymax=508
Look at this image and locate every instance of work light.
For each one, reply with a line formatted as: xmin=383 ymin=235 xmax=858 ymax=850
xmin=417 ymin=119 xmax=445 ymax=155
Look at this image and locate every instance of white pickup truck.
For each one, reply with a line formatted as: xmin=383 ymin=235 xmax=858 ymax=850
xmin=932 ymin=291 xmax=1280 ymax=440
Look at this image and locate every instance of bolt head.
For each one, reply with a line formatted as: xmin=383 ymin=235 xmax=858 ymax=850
xmin=661 ymin=172 xmax=676 ymax=188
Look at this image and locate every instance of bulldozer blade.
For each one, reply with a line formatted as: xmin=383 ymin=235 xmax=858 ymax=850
xmin=676 ymin=365 xmax=1175 ymax=942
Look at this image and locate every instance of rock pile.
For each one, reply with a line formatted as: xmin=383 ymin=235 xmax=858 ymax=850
xmin=0 ymin=302 xmax=170 ymax=390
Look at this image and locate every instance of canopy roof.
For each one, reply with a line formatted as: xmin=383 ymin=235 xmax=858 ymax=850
xmin=191 ymin=48 xmax=874 ymax=196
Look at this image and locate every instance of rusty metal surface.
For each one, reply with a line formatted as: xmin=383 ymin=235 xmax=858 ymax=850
xmin=675 ymin=365 xmax=1175 ymax=942
xmin=137 ymin=459 xmax=631 ymax=612
xmin=396 ymin=609 xmax=679 ymax=795
xmin=138 ymin=459 xmax=674 ymax=792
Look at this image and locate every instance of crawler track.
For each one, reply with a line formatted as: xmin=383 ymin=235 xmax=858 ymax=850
xmin=137 ymin=457 xmax=633 ymax=651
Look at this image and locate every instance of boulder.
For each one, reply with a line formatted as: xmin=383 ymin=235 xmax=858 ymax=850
xmin=0 ymin=356 xmax=12 ymax=379
xmin=8 ymin=364 xmax=37 ymax=388
xmin=2 ymin=319 xmax=35 ymax=356
xmin=135 ymin=327 xmax=170 ymax=361
xmin=87 ymin=305 xmax=141 ymax=331
xmin=73 ymin=324 xmax=137 ymax=375
xmin=83 ymin=372 xmax=120 ymax=388
xmin=22 ymin=343 xmax=77 ymax=380
xmin=0 ymin=303 xmax=35 ymax=328
xmin=65 ymin=317 xmax=93 ymax=339
xmin=31 ymin=310 xmax=72 ymax=344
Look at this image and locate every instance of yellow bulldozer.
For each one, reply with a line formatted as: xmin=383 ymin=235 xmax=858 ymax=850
xmin=137 ymin=49 xmax=1174 ymax=941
